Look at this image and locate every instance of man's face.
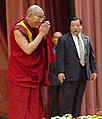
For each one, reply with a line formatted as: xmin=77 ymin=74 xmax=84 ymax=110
xmin=52 ymin=32 xmax=62 ymax=45
xmin=29 ymin=10 xmax=45 ymax=28
xmin=70 ymin=19 xmax=81 ymax=35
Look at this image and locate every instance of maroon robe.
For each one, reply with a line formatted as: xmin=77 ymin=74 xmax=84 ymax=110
xmin=8 ymin=19 xmax=55 ymax=119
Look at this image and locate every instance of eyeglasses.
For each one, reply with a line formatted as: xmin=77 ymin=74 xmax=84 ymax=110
xmin=31 ymin=14 xmax=45 ymax=21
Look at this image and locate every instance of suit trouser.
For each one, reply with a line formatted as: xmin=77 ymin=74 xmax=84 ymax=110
xmin=60 ymin=65 xmax=87 ymax=117
xmin=48 ymin=85 xmax=61 ymax=117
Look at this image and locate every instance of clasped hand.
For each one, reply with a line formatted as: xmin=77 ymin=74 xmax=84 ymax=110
xmin=39 ymin=21 xmax=50 ymax=36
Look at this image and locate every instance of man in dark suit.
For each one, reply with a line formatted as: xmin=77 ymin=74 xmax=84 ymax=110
xmin=48 ymin=32 xmax=62 ymax=117
xmin=56 ymin=17 xmax=97 ymax=118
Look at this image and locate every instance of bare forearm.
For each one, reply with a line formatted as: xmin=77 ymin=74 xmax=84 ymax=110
xmin=27 ymin=33 xmax=44 ymax=54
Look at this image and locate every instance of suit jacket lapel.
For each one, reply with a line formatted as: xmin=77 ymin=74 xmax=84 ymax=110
xmin=68 ymin=33 xmax=79 ymax=58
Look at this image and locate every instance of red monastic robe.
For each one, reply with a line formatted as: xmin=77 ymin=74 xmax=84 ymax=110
xmin=8 ymin=19 xmax=55 ymax=119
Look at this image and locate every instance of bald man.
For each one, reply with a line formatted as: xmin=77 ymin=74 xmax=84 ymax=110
xmin=48 ymin=31 xmax=62 ymax=117
xmin=8 ymin=5 xmax=54 ymax=119
xmin=52 ymin=32 xmax=62 ymax=46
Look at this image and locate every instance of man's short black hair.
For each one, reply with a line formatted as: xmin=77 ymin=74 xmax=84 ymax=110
xmin=70 ymin=16 xmax=82 ymax=25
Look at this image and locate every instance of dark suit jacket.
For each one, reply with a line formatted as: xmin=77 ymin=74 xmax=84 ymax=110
xmin=48 ymin=61 xmax=61 ymax=85
xmin=56 ymin=32 xmax=97 ymax=81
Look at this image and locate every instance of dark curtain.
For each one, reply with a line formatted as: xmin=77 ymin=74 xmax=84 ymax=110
xmin=0 ymin=0 xmax=8 ymax=117
xmin=45 ymin=0 xmax=75 ymax=36
xmin=44 ymin=1 xmax=75 ymax=118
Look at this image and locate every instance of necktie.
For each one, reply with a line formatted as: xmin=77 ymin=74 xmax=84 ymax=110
xmin=77 ymin=35 xmax=85 ymax=66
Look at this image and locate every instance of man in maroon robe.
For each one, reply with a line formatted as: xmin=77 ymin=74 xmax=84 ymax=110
xmin=8 ymin=5 xmax=55 ymax=119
